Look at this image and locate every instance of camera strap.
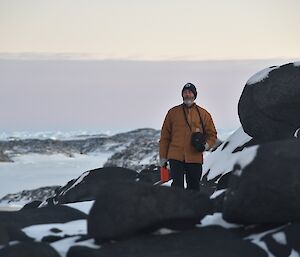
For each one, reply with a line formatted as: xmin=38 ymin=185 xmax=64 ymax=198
xmin=182 ymin=104 xmax=205 ymax=134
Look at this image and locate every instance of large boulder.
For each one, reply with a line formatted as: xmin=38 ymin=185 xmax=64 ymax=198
xmin=87 ymin=181 xmax=213 ymax=241
xmin=42 ymin=167 xmax=138 ymax=205
xmin=68 ymin=226 xmax=267 ymax=257
xmin=0 ymin=205 xmax=86 ymax=229
xmin=223 ymin=138 xmax=300 ymax=224
xmin=238 ymin=62 xmax=300 ymax=141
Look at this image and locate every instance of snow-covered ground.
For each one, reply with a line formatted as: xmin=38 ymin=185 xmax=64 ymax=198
xmin=0 ymin=152 xmax=112 ymax=200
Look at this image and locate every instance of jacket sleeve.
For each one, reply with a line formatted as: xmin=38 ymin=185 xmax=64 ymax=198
xmin=204 ymin=112 xmax=217 ymax=149
xmin=159 ymin=111 xmax=172 ymax=159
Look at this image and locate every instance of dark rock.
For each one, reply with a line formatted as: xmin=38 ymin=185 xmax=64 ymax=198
xmin=0 ymin=224 xmax=10 ymax=245
xmin=43 ymin=167 xmax=138 ymax=205
xmin=0 ymin=150 xmax=12 ymax=162
xmin=281 ymin=222 xmax=300 ymax=252
xmin=238 ymin=62 xmax=300 ymax=141
xmin=261 ymin=231 xmax=291 ymax=257
xmin=138 ymin=165 xmax=160 ymax=184
xmin=50 ymin=228 xmax=62 ymax=233
xmin=87 ymin=181 xmax=213 ymax=241
xmin=68 ymin=226 xmax=267 ymax=257
xmin=41 ymin=235 xmax=67 ymax=243
xmin=223 ymin=138 xmax=300 ymax=224
xmin=0 ymin=223 xmax=33 ymax=244
xmin=21 ymin=200 xmax=43 ymax=210
xmin=216 ymin=172 xmax=232 ymax=190
xmin=212 ymin=191 xmax=226 ymax=213
xmin=0 ymin=242 xmax=60 ymax=257
xmin=0 ymin=205 xmax=86 ymax=229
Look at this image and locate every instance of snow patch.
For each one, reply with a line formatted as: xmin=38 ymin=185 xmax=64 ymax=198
xmin=199 ymin=213 xmax=241 ymax=229
xmin=64 ymin=201 xmax=94 ymax=215
xmin=203 ymin=127 xmax=257 ymax=180
xmin=272 ymin=232 xmax=287 ymax=245
xmin=210 ymin=189 xmax=226 ymax=199
xmin=294 ymin=128 xmax=300 ymax=138
xmin=294 ymin=61 xmax=300 ymax=67
xmin=289 ymin=250 xmax=300 ymax=257
xmin=246 ymin=66 xmax=279 ymax=85
xmin=22 ymin=220 xmax=87 ymax=241
xmin=61 ymin=171 xmax=90 ymax=196
xmin=152 ymin=228 xmax=177 ymax=235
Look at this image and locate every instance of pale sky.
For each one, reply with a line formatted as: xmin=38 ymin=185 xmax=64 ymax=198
xmin=0 ymin=1 xmax=300 ymax=134
xmin=0 ymin=59 xmax=297 ymax=133
xmin=1 ymin=0 xmax=300 ymax=60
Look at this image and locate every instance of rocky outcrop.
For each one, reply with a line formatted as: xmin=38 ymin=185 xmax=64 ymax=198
xmin=0 ymin=128 xmax=160 ymax=171
xmin=103 ymin=129 xmax=160 ymax=171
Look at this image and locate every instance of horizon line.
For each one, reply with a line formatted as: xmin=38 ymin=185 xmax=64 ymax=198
xmin=0 ymin=52 xmax=299 ymax=62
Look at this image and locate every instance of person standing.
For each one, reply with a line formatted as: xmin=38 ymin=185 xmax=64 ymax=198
xmin=159 ymin=83 xmax=217 ymax=191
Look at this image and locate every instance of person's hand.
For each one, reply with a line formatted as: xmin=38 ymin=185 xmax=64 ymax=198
xmin=159 ymin=157 xmax=168 ymax=167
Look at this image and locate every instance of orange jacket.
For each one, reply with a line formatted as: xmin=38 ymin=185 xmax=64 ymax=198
xmin=159 ymin=103 xmax=217 ymax=164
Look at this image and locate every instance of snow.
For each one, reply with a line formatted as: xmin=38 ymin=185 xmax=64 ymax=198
xmin=294 ymin=61 xmax=300 ymax=67
xmin=0 ymin=152 xmax=113 ymax=200
xmin=199 ymin=213 xmax=241 ymax=229
xmin=22 ymin=219 xmax=100 ymax=257
xmin=139 ymin=155 xmax=155 ymax=165
xmin=294 ymin=128 xmax=300 ymax=138
xmin=22 ymin=220 xmax=87 ymax=241
xmin=289 ymin=250 xmax=300 ymax=257
xmin=60 ymin=171 xmax=91 ymax=196
xmin=0 ymin=130 xmax=116 ymax=141
xmin=246 ymin=66 xmax=279 ymax=85
xmin=152 ymin=228 xmax=177 ymax=235
xmin=64 ymin=201 xmax=95 ymax=215
xmin=210 ymin=189 xmax=226 ymax=199
xmin=272 ymin=232 xmax=287 ymax=245
xmin=203 ymin=127 xmax=257 ymax=180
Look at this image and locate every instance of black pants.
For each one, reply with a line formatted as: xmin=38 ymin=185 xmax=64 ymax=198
xmin=169 ymin=159 xmax=202 ymax=191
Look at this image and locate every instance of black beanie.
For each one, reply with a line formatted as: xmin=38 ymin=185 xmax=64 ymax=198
xmin=182 ymin=83 xmax=197 ymax=99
